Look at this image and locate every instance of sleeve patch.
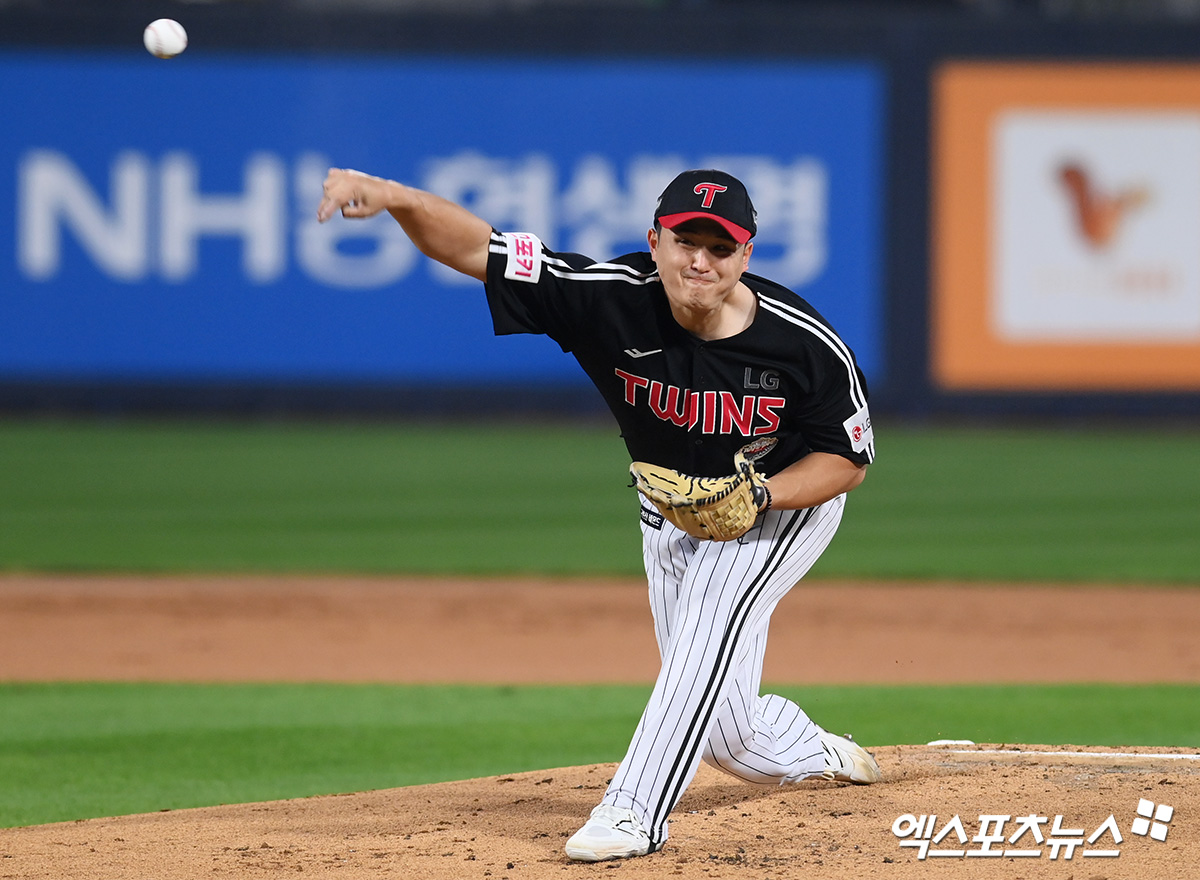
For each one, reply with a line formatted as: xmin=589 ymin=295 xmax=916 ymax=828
xmin=843 ymin=404 xmax=873 ymax=454
xmin=502 ymin=232 xmax=543 ymax=284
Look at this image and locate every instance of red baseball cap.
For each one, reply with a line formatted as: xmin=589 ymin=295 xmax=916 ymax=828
xmin=654 ymin=169 xmax=757 ymax=243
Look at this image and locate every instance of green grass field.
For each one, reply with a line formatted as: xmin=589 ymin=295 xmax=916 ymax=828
xmin=2 ymin=682 xmax=1197 ymax=829
xmin=1 ymin=417 xmax=1197 ymax=828
xmin=1 ymin=418 xmax=1197 ymax=580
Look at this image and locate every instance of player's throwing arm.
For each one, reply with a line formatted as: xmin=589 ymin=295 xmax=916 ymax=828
xmin=317 ymin=168 xmax=491 ymax=281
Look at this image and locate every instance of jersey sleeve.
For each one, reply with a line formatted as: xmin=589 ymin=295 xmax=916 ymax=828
xmin=483 ymin=230 xmax=597 ymax=352
xmin=792 ymin=332 xmax=875 ymax=466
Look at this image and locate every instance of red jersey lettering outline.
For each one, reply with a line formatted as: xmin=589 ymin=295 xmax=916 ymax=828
xmin=614 ymin=369 xmax=785 ymax=437
xmin=755 ymin=397 xmax=785 ymax=435
xmin=719 ymin=392 xmax=756 ymax=435
xmin=649 ymin=381 xmax=691 ymax=427
xmin=615 ymin=368 xmax=650 ymax=405
xmin=701 ymin=391 xmax=718 ymax=434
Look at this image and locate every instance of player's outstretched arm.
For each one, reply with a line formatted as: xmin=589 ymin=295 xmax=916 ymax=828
xmin=765 ymin=452 xmax=867 ymax=510
xmin=316 ymin=167 xmax=492 ymax=282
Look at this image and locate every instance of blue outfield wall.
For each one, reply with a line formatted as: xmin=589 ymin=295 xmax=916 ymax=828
xmin=4 ymin=5 xmax=1199 ymax=418
xmin=0 ymin=52 xmax=884 ymax=393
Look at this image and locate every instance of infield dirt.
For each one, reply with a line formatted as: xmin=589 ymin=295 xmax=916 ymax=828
xmin=0 ymin=576 xmax=1197 ymax=879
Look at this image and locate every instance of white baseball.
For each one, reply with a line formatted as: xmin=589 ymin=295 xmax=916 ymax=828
xmin=143 ymin=19 xmax=188 ymax=59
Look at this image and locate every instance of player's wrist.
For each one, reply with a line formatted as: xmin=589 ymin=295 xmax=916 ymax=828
xmin=753 ymin=481 xmax=772 ymax=514
xmin=384 ymin=179 xmax=417 ymax=212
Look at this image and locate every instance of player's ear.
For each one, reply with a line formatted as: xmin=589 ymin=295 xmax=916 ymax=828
xmin=741 ymin=241 xmax=753 ymax=269
xmin=647 ymin=227 xmax=659 ymax=255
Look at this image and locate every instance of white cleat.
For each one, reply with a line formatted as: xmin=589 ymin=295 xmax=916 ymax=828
xmin=819 ymin=731 xmax=882 ymax=784
xmin=565 ymin=804 xmax=656 ymax=861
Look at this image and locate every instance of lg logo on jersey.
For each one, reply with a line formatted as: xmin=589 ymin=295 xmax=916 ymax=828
xmin=615 ymin=368 xmax=784 ymax=436
xmin=843 ymin=404 xmax=874 ymax=453
xmin=744 ymin=368 xmax=779 ymax=391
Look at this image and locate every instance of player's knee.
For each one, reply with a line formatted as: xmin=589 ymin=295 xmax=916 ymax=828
xmin=702 ymin=741 xmax=789 ymax=786
xmin=701 ymin=745 xmax=746 ymax=780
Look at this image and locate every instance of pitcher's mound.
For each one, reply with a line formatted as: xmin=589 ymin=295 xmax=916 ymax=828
xmin=3 ymin=743 xmax=1196 ymax=879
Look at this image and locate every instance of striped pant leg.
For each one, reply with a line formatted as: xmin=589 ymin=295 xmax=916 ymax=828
xmin=603 ymin=495 xmax=846 ymax=848
xmin=702 ymin=497 xmax=847 ymax=785
xmin=701 ymin=635 xmax=825 ymax=785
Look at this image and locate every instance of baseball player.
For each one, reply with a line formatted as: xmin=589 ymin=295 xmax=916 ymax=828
xmin=316 ymin=166 xmax=881 ymax=862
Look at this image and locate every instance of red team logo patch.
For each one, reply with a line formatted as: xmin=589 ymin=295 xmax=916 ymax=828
xmin=692 ymin=182 xmax=728 ymax=207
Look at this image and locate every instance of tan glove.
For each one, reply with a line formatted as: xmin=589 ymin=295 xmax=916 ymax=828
xmin=631 ymin=447 xmax=771 ymax=542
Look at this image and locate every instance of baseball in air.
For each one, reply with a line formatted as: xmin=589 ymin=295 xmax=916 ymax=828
xmin=143 ymin=19 xmax=188 ymax=58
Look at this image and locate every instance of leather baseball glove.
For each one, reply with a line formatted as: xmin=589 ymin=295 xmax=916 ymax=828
xmin=631 ymin=446 xmax=772 ymax=542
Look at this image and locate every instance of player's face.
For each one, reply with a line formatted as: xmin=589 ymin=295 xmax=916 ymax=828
xmin=649 ymin=221 xmax=753 ymax=314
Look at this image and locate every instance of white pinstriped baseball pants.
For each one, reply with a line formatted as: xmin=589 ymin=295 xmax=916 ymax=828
xmin=600 ymin=495 xmax=847 ymax=851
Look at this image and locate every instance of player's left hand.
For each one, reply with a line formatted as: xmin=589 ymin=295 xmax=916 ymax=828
xmin=631 ymin=450 xmax=770 ymax=542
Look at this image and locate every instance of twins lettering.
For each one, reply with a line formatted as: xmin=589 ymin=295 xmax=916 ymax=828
xmin=615 ymin=368 xmax=783 ymax=436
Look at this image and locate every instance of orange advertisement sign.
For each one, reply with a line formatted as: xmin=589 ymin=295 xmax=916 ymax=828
xmin=933 ymin=63 xmax=1200 ymax=390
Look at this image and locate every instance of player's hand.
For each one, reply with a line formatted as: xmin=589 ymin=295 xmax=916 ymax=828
xmin=316 ymin=168 xmax=397 ymax=223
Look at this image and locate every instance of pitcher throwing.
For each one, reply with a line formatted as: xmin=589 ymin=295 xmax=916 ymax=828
xmin=316 ymin=166 xmax=881 ymax=862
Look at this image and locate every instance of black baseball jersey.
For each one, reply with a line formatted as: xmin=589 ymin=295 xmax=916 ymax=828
xmin=484 ymin=230 xmax=874 ymax=479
